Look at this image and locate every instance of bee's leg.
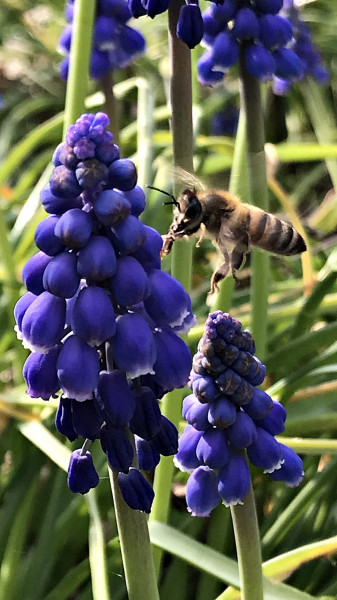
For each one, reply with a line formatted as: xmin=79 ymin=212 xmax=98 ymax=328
xmin=161 ymin=234 xmax=175 ymax=257
xmin=209 ymin=251 xmax=230 ymax=295
xmin=230 ymin=237 xmax=249 ymax=278
xmin=196 ymin=223 xmax=206 ymax=248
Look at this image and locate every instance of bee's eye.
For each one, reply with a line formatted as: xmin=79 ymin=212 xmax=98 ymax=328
xmin=184 ymin=200 xmax=201 ymax=220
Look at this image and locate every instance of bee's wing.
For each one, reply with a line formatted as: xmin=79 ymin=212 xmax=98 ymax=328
xmin=172 ymin=166 xmax=207 ymax=191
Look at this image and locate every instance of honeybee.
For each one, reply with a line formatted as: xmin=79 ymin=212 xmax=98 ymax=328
xmin=148 ymin=178 xmax=306 ymax=294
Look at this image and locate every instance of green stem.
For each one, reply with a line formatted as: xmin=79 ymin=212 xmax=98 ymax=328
xmin=239 ymin=48 xmax=269 ymax=360
xmin=211 ymin=108 xmax=249 ymax=312
xmin=137 ymin=77 xmax=155 ymax=192
xmin=62 ymin=0 xmax=97 ymax=136
xmin=101 ymin=71 xmax=120 ymax=146
xmin=108 ymin=467 xmax=159 ymax=600
xmin=230 ymin=483 xmax=264 ymax=600
xmin=149 ymin=0 xmax=194 ymax=576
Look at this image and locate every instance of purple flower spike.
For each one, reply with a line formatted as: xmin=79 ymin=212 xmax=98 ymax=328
xmin=77 ymin=235 xmax=117 ymax=281
xmin=96 ymin=370 xmax=135 ymax=427
xmin=23 ymin=344 xmax=61 ymax=400
xmin=217 ymin=452 xmax=251 ymax=506
xmin=186 ymin=466 xmax=220 ymax=517
xmin=67 ymin=449 xmax=99 ymax=494
xmin=111 ymin=313 xmax=156 ymax=378
xmin=129 ymin=385 xmax=162 ymax=440
xmin=22 ymin=251 xmax=52 ymax=296
xmin=54 ymin=208 xmax=93 ymax=249
xmin=118 ymin=468 xmax=155 ymax=513
xmin=176 ymin=311 xmax=304 ymax=517
xmin=21 ymin=292 xmax=66 ymax=353
xmin=42 ymin=252 xmax=80 ymax=299
xmin=71 ymin=286 xmax=116 ymax=346
xmin=100 ymin=424 xmax=134 ymax=472
xmin=57 ymin=335 xmax=100 ymax=401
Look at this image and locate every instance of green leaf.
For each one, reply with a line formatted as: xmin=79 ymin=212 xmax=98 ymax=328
xmin=149 ymin=522 xmax=316 ymax=599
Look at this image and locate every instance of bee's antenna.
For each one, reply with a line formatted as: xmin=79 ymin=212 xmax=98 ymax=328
xmin=146 ymin=185 xmax=180 ymax=209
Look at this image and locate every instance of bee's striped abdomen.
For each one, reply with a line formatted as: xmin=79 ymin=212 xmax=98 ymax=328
xmin=249 ymin=209 xmax=306 ymax=256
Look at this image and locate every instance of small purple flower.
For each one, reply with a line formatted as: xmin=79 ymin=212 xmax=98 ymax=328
xmin=76 ymin=235 xmax=117 ymax=281
xmin=68 ymin=449 xmax=100 ymax=494
xmin=111 ymin=313 xmax=156 ymax=378
xmin=100 ymin=424 xmax=134 ymax=472
xmin=42 ymin=252 xmax=80 ymax=299
xmin=71 ymin=286 xmax=116 ymax=346
xmin=218 ymin=452 xmax=251 ymax=507
xmin=186 ymin=466 xmax=220 ymax=517
xmin=96 ymin=370 xmax=135 ymax=427
xmin=22 ymin=251 xmax=52 ymax=296
xmin=23 ymin=344 xmax=61 ymax=400
xmin=177 ymin=3 xmax=204 ymax=50
xmin=21 ymin=292 xmax=66 ymax=353
xmin=118 ymin=467 xmax=155 ymax=513
xmin=57 ymin=335 xmax=100 ymax=401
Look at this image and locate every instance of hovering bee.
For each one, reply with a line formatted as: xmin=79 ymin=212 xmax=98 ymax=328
xmin=148 ymin=176 xmax=306 ymax=294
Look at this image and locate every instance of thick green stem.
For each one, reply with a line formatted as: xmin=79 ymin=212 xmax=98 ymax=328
xmin=239 ymin=49 xmax=269 ymax=360
xmin=211 ymin=108 xmax=249 ymax=312
xmin=101 ymin=71 xmax=120 ymax=146
xmin=108 ymin=467 xmax=159 ymax=600
xmin=149 ymin=0 xmax=194 ymax=575
xmin=62 ymin=0 xmax=96 ymax=136
xmin=230 ymin=483 xmax=264 ymax=600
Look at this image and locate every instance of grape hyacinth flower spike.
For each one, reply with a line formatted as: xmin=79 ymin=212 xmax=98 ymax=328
xmin=15 ymin=112 xmax=195 ymax=513
xmin=59 ymin=0 xmax=146 ymax=80
xmin=175 ymin=311 xmax=304 ymax=517
xmin=197 ymin=0 xmax=306 ymax=86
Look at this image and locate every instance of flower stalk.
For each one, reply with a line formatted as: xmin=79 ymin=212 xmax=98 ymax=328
xmin=150 ymin=0 xmax=194 ymax=575
xmin=239 ymin=46 xmax=269 ymax=360
xmin=230 ymin=482 xmax=264 ymax=600
xmin=63 ymin=0 xmax=96 ymax=135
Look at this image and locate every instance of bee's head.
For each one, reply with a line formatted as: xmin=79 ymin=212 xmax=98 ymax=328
xmin=172 ymin=189 xmax=203 ymax=235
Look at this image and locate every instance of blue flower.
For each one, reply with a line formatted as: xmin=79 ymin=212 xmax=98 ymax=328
xmin=57 ymin=335 xmax=100 ymax=401
xmin=18 ymin=112 xmax=195 ymax=512
xmin=59 ymin=0 xmax=145 ymax=81
xmin=186 ymin=466 xmax=220 ymax=517
xmin=176 ymin=311 xmax=304 ymax=516
xmin=177 ymin=3 xmax=204 ymax=50
xmin=118 ymin=467 xmax=155 ymax=513
xmin=68 ymin=449 xmax=100 ymax=494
